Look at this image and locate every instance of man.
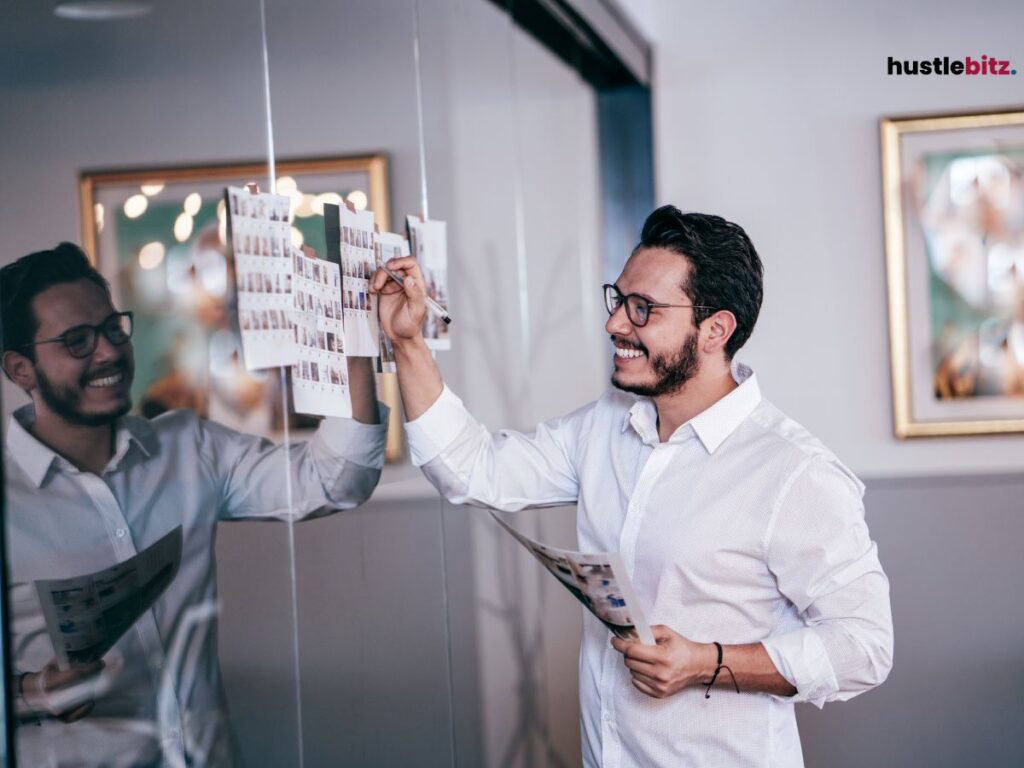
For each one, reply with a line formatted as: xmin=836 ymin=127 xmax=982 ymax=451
xmin=371 ymin=206 xmax=893 ymax=767
xmin=2 ymin=243 xmax=386 ymax=766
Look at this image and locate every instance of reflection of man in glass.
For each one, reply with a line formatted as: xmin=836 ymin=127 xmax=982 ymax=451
xmin=373 ymin=206 xmax=893 ymax=767
xmin=2 ymin=243 xmax=387 ymax=766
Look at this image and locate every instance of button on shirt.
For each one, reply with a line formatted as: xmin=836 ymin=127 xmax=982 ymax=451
xmin=406 ymin=364 xmax=893 ymax=768
xmin=6 ymin=405 xmax=386 ymax=767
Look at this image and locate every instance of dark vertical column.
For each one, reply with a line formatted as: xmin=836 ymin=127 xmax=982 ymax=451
xmin=0 ymin=366 xmax=14 ymax=767
xmin=597 ymin=84 xmax=654 ymax=283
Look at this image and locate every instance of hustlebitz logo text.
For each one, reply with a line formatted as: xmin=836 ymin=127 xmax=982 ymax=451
xmin=888 ymin=56 xmax=1017 ymax=76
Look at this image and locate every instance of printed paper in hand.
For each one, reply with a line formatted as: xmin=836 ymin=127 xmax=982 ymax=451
xmin=406 ymin=215 xmax=450 ymax=351
xmin=374 ymin=231 xmax=409 ymax=373
xmin=490 ymin=512 xmax=656 ymax=645
xmin=35 ymin=527 xmax=183 ymax=668
xmin=291 ymin=247 xmax=352 ymax=418
xmin=227 ymin=186 xmax=298 ymax=370
xmin=338 ymin=207 xmax=380 ymax=357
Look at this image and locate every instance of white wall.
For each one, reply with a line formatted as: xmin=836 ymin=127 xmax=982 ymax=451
xmin=626 ymin=0 xmax=1024 ymax=478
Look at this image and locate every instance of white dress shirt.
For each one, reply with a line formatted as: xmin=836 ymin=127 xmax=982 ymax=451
xmin=5 ymin=405 xmax=386 ymax=767
xmin=406 ymin=363 xmax=893 ymax=768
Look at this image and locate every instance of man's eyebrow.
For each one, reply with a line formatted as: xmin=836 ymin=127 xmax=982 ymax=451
xmin=54 ymin=312 xmax=119 ymax=335
xmin=628 ymin=289 xmax=660 ymax=303
xmin=615 ymin=283 xmax=657 ymax=303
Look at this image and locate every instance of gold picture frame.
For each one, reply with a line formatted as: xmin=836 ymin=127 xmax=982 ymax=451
xmin=881 ymin=109 xmax=1024 ymax=437
xmin=79 ymin=154 xmax=405 ymax=461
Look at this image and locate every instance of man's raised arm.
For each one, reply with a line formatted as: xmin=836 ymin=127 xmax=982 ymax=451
xmin=369 ymin=257 xmax=581 ymax=510
xmin=204 ymin=353 xmax=387 ymax=521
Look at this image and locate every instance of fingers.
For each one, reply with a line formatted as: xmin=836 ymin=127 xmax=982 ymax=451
xmin=651 ymin=624 xmax=675 ymax=643
xmin=610 ymin=637 xmax=632 ymax=654
xmin=630 ymin=676 xmax=663 ymax=699
xmin=22 ymin=660 xmax=105 ymax=719
xmin=613 ymin=635 xmax=663 ymax=664
xmin=402 ymin=271 xmax=424 ymax=303
xmin=58 ymin=700 xmax=95 ymax=723
xmin=622 ymin=655 xmax=659 ymax=677
xmin=369 ymin=268 xmax=404 ymax=294
xmin=630 ymin=670 xmax=664 ymax=689
xmin=48 ymin=660 xmax=104 ymax=688
xmin=384 ymin=255 xmax=418 ymax=272
xmin=384 ymin=256 xmax=427 ymax=287
xmin=621 ymin=642 xmax=663 ymax=664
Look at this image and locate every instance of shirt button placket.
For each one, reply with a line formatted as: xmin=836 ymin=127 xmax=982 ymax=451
xmin=620 ymin=443 xmax=670 ymax=573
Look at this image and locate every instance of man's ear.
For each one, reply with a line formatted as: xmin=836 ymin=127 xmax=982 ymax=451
xmin=2 ymin=350 xmax=37 ymax=393
xmin=701 ymin=310 xmax=737 ymax=356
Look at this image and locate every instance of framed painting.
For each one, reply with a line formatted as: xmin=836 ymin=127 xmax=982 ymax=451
xmin=881 ymin=108 xmax=1024 ymax=437
xmin=79 ymin=154 xmax=405 ymax=461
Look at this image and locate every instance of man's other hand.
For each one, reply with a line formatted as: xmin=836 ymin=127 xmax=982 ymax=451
xmin=611 ymin=625 xmax=715 ymax=699
xmin=20 ymin=659 xmax=105 ymax=721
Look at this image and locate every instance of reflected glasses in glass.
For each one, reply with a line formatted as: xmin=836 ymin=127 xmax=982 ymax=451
xmin=23 ymin=311 xmax=135 ymax=358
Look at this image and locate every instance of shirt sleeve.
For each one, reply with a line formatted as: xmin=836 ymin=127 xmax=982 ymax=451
xmin=759 ymin=456 xmax=894 ymax=708
xmin=201 ymin=404 xmax=389 ymax=521
xmin=405 ymin=385 xmax=582 ymax=510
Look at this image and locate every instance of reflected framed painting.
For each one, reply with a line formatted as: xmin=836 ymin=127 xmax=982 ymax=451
xmin=881 ymin=109 xmax=1024 ymax=437
xmin=79 ymin=154 xmax=405 ymax=461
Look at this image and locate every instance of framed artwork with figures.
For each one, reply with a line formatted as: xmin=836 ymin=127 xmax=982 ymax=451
xmin=881 ymin=108 xmax=1024 ymax=437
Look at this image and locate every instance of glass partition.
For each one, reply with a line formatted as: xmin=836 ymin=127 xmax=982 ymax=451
xmin=1 ymin=1 xmax=645 ymax=766
xmin=0 ymin=2 xmax=303 ymax=765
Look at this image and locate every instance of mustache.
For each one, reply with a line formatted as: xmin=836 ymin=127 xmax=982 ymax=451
xmin=610 ymin=335 xmax=647 ymax=354
xmin=79 ymin=360 xmax=133 ymax=387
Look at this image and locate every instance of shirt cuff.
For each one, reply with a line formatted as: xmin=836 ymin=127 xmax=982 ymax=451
xmin=316 ymin=403 xmax=390 ymax=469
xmin=405 ymin=385 xmax=472 ymax=467
xmin=760 ymin=628 xmax=839 ymax=708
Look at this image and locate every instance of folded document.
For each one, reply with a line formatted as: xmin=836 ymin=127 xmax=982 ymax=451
xmin=35 ymin=526 xmax=183 ymax=668
xmin=490 ymin=512 xmax=655 ymax=645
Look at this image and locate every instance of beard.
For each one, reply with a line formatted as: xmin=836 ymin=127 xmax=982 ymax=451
xmin=612 ymin=331 xmax=700 ymax=398
xmin=34 ymin=361 xmax=134 ymax=427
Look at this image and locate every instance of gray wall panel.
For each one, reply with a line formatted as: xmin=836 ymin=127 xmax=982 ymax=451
xmin=798 ymin=474 xmax=1024 ymax=768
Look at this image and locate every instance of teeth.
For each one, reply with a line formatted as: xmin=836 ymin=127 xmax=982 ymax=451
xmin=87 ymin=373 xmax=123 ymax=388
xmin=614 ymin=346 xmax=644 ymax=359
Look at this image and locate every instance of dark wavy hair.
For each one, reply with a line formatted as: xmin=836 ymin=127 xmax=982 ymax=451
xmin=1 ymin=242 xmax=112 ymax=361
xmin=637 ymin=206 xmax=763 ymax=359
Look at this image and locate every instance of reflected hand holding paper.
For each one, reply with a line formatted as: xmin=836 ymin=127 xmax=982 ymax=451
xmin=20 ymin=658 xmax=108 ymax=722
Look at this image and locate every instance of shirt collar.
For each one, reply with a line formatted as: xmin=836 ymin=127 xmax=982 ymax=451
xmin=621 ymin=361 xmax=762 ymax=453
xmin=6 ymin=405 xmax=158 ymax=488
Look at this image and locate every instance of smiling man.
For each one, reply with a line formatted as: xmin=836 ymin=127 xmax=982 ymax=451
xmin=372 ymin=205 xmax=893 ymax=767
xmin=1 ymin=243 xmax=386 ymax=766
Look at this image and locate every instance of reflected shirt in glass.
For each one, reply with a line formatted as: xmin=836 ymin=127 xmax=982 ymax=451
xmin=406 ymin=364 xmax=893 ymax=768
xmin=6 ymin=404 xmax=386 ymax=767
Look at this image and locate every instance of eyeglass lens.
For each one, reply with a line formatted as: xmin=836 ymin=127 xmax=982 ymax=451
xmin=66 ymin=314 xmax=133 ymax=357
xmin=603 ymin=285 xmax=650 ymax=327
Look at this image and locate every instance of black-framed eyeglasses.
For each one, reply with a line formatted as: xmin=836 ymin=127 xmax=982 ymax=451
xmin=602 ymin=284 xmax=715 ymax=328
xmin=22 ymin=311 xmax=134 ymax=359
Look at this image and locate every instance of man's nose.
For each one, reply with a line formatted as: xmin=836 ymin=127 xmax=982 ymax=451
xmin=605 ymin=303 xmax=633 ymax=337
xmin=91 ymin=332 xmax=128 ymax=363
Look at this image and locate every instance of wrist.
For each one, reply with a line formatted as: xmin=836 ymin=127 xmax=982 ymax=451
xmin=19 ymin=670 xmax=49 ymax=713
xmin=391 ymin=335 xmax=429 ymax=358
xmin=695 ymin=642 xmax=719 ymax=687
